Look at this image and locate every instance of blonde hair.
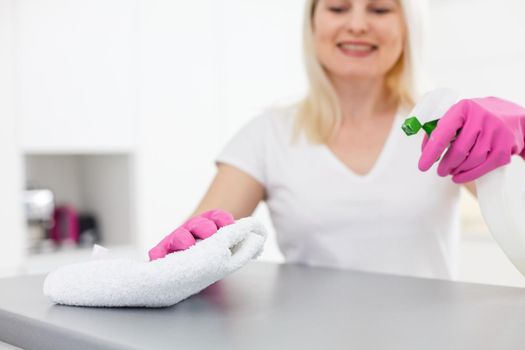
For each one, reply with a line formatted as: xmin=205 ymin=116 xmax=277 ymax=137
xmin=296 ymin=0 xmax=428 ymax=143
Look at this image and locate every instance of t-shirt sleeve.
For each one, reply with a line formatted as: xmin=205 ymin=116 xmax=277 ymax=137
xmin=215 ymin=114 xmax=269 ymax=186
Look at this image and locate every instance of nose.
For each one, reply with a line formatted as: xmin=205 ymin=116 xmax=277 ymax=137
xmin=345 ymin=8 xmax=369 ymax=35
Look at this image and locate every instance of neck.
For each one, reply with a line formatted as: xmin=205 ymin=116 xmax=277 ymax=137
xmin=329 ymin=75 xmax=395 ymax=125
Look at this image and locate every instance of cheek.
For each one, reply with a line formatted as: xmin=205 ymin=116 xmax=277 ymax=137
xmin=313 ymin=13 xmax=341 ymax=46
xmin=313 ymin=24 xmax=338 ymax=63
xmin=377 ymin=23 xmax=405 ymax=61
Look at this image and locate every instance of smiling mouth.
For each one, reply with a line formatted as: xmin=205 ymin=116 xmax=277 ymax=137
xmin=337 ymin=43 xmax=378 ymax=52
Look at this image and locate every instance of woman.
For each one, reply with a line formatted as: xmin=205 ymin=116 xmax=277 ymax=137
xmin=149 ymin=0 xmax=525 ymax=279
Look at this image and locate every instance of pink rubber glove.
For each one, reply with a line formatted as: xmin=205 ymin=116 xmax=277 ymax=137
xmin=148 ymin=209 xmax=235 ymax=261
xmin=418 ymin=97 xmax=525 ymax=183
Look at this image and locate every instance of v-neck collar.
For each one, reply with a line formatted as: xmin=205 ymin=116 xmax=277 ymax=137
xmin=319 ymin=112 xmax=404 ymax=182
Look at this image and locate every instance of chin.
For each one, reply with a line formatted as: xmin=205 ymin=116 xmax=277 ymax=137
xmin=331 ymin=70 xmax=383 ymax=81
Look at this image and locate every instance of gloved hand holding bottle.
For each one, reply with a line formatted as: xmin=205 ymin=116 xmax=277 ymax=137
xmin=148 ymin=209 xmax=235 ymax=261
xmin=418 ymin=97 xmax=525 ymax=183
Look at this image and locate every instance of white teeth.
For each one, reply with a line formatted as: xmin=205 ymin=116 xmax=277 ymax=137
xmin=339 ymin=44 xmax=375 ymax=52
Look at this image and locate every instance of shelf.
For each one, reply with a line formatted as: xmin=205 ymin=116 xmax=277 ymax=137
xmin=23 ymin=153 xmax=137 ymax=254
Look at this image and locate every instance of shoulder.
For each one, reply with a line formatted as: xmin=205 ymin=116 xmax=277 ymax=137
xmin=234 ymin=104 xmax=299 ymax=145
xmin=259 ymin=104 xmax=299 ymax=141
xmin=222 ymin=104 xmax=299 ymax=153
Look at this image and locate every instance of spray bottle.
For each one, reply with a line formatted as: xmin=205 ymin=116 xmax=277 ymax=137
xmin=403 ymin=89 xmax=525 ymax=276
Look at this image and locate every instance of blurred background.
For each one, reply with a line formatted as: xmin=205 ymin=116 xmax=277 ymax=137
xmin=1 ymin=0 xmax=524 ymax=286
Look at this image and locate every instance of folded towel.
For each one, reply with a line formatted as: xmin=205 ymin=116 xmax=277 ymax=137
xmin=43 ymin=217 xmax=267 ymax=308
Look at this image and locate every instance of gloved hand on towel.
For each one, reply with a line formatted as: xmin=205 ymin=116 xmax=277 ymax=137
xmin=148 ymin=209 xmax=235 ymax=261
xmin=418 ymin=97 xmax=525 ymax=183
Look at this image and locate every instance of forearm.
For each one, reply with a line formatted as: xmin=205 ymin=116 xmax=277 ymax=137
xmin=191 ymin=164 xmax=265 ymax=219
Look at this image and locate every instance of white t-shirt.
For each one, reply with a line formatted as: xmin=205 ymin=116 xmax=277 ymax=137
xmin=216 ymin=106 xmax=461 ymax=279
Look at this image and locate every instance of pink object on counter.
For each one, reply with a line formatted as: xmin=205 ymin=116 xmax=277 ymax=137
xmin=50 ymin=205 xmax=80 ymax=244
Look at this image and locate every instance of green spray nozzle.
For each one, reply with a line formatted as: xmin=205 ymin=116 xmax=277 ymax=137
xmin=402 ymin=116 xmax=439 ymax=137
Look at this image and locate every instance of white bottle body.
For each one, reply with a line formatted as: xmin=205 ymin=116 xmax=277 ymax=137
xmin=477 ymin=156 xmax=525 ymax=276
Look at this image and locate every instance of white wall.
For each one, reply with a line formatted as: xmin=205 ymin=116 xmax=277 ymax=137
xmin=0 ymin=0 xmax=25 ymax=275
xmin=25 ymin=156 xmax=85 ymax=205
xmin=427 ymin=0 xmax=525 ymax=104
xmin=134 ymin=0 xmax=222 ymax=251
xmin=82 ymin=155 xmax=134 ymax=245
xmin=135 ymin=0 xmax=305 ymax=261
xmin=15 ymin=0 xmax=140 ymax=153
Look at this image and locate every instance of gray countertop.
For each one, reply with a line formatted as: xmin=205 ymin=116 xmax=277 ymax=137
xmin=1 ymin=261 xmax=525 ymax=350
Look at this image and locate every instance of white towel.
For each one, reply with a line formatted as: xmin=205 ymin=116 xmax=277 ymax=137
xmin=43 ymin=217 xmax=267 ymax=308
